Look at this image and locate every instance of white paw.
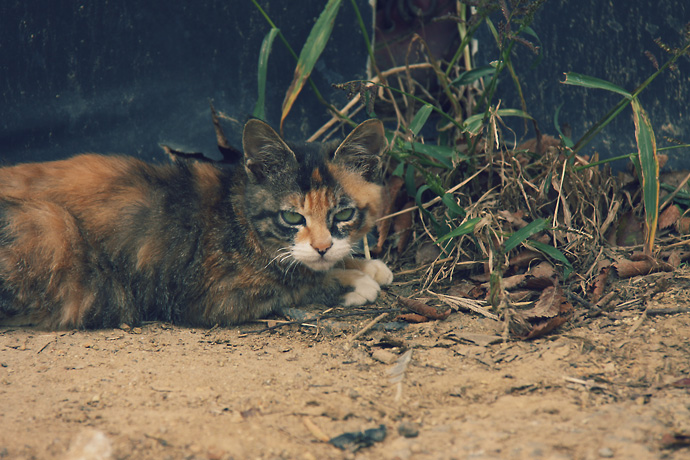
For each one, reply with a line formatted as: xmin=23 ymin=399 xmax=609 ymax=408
xmin=359 ymin=259 xmax=394 ymax=285
xmin=341 ymin=274 xmax=380 ymax=306
xmin=330 ymin=269 xmax=381 ymax=306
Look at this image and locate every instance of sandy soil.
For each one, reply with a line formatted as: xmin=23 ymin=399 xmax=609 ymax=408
xmin=1 ymin=270 xmax=690 ymax=460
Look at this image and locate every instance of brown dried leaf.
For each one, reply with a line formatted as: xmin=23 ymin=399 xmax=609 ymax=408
xmin=677 ymin=216 xmax=690 ymax=234
xmin=498 ymin=209 xmax=528 ymax=229
xmin=591 ymin=259 xmax=612 ymax=304
xmin=398 ymin=297 xmax=451 ymax=320
xmin=395 ymin=313 xmax=430 ymax=323
xmin=520 ymin=315 xmax=570 ymax=340
xmin=447 ymin=281 xmax=479 ymax=298
xmin=659 ymin=205 xmax=681 ymax=230
xmin=667 ymin=250 xmax=682 ymax=268
xmin=521 ymin=286 xmax=565 ymax=319
xmin=514 ymin=286 xmax=574 ymax=340
xmin=670 ymin=377 xmax=690 ymax=388
xmin=661 ymin=432 xmax=690 ymax=450
xmin=507 ymin=290 xmax=535 ymax=303
xmin=523 ymin=262 xmax=557 ymax=288
xmin=614 ymin=257 xmax=674 ymax=278
xmin=508 ymin=250 xmax=542 ymax=269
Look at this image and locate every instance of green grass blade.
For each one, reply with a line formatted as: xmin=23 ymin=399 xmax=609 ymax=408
xmin=631 ymin=98 xmax=659 ymax=253
xmin=435 ymin=217 xmax=481 ymax=243
xmin=463 ymin=109 xmax=533 ymax=135
xmin=409 ymin=104 xmax=434 ymax=136
xmin=280 ymin=0 xmax=342 ymax=132
xmin=503 ymin=218 xmax=548 ymax=252
xmin=441 ymin=194 xmax=466 ymax=217
xmin=553 ymin=104 xmax=573 ymax=148
xmin=253 ymin=27 xmax=279 ymax=120
xmin=527 ymin=240 xmax=573 ymax=278
xmin=452 ymin=65 xmax=496 ymax=87
xmin=562 ymin=72 xmax=632 ymax=98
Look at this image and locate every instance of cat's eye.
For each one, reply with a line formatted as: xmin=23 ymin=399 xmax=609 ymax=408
xmin=281 ymin=210 xmax=305 ymax=225
xmin=333 ymin=208 xmax=355 ymax=222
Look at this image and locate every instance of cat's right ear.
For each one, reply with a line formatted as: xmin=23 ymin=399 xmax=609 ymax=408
xmin=242 ymin=119 xmax=297 ymax=182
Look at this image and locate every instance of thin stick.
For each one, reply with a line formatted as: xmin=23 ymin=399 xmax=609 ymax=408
xmin=659 ymin=170 xmax=690 ymax=212
xmin=376 ymin=165 xmax=491 ymax=222
xmin=344 ymin=312 xmax=388 ymax=350
xmin=240 ymin=308 xmax=400 ymax=334
xmin=307 ymin=63 xmax=434 ymax=142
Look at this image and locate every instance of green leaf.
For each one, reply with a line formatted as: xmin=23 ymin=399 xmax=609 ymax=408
xmin=409 ymin=104 xmax=434 ymax=136
xmin=562 ymin=72 xmax=632 ymax=99
xmin=451 ymin=65 xmax=496 ymax=86
xmin=400 ymin=141 xmax=459 ymax=170
xmin=463 ymin=109 xmax=533 ymax=135
xmin=252 ymin=27 xmax=279 ymax=120
xmin=441 ymin=193 xmax=466 ymax=217
xmin=553 ymin=104 xmax=573 ymax=148
xmin=435 ymin=217 xmax=481 ymax=243
xmin=280 ymin=0 xmax=342 ymax=132
xmin=631 ymin=98 xmax=659 ymax=253
xmin=527 ymin=240 xmax=573 ymax=278
xmin=503 ymin=218 xmax=548 ymax=252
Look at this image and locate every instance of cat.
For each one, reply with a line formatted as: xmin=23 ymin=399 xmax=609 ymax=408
xmin=0 ymin=119 xmax=393 ymax=330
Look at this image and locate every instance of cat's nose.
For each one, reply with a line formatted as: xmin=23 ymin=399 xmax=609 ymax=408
xmin=312 ymin=240 xmax=332 ymax=256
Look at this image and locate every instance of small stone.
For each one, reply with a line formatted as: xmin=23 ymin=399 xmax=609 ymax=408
xmin=132 ymin=327 xmax=142 ymax=334
xmin=398 ymin=422 xmax=420 ymax=438
xmin=371 ymin=349 xmax=397 ymax=364
xmin=598 ymin=447 xmax=614 ymax=458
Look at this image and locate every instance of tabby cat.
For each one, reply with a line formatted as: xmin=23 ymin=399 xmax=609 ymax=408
xmin=0 ymin=119 xmax=393 ymax=329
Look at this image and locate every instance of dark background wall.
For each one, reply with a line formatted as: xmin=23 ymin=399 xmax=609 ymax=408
xmin=1 ymin=1 xmax=370 ymax=164
xmin=478 ymin=1 xmax=690 ymax=169
xmin=1 ymin=1 xmax=689 ymax=168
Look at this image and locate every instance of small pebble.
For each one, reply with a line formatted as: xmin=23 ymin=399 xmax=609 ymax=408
xmin=398 ymin=422 xmax=420 ymax=438
xmin=371 ymin=349 xmax=397 ymax=364
xmin=598 ymin=447 xmax=614 ymax=458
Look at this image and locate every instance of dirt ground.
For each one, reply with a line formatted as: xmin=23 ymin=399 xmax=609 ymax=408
xmin=2 ymin=269 xmax=690 ymax=460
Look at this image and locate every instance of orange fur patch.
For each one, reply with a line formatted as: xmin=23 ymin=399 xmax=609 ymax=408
xmin=327 ymin=163 xmax=383 ymax=239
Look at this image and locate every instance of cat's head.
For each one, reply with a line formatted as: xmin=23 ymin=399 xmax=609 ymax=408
xmin=241 ymin=119 xmax=387 ymax=272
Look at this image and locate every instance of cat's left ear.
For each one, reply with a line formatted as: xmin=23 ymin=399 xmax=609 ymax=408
xmin=242 ymin=119 xmax=297 ymax=183
xmin=333 ymin=119 xmax=387 ymax=181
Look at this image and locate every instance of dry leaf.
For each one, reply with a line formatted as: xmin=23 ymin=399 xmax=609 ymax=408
xmin=514 ymin=286 xmax=574 ymax=340
xmin=614 ymin=257 xmax=674 ymax=278
xmin=508 ymin=250 xmax=542 ymax=269
xmin=676 ymin=216 xmax=690 ymax=235
xmin=395 ymin=313 xmax=429 ymax=323
xmin=398 ymin=297 xmax=451 ymax=320
xmin=659 ymin=205 xmax=681 ymax=230
xmin=590 ymin=259 xmax=612 ymax=304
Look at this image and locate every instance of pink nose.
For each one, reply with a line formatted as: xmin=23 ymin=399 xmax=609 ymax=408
xmin=311 ymin=240 xmax=332 ymax=256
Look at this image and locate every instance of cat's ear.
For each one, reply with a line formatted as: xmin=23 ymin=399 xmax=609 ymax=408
xmin=242 ymin=119 xmax=297 ymax=182
xmin=333 ymin=119 xmax=387 ymax=181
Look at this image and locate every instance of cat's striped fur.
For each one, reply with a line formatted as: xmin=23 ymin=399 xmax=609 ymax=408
xmin=0 ymin=119 xmax=392 ymax=329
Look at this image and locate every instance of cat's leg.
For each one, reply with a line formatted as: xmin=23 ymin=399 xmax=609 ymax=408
xmin=342 ymin=258 xmax=394 ymax=285
xmin=328 ymin=268 xmax=382 ymax=306
xmin=328 ymin=258 xmax=393 ymax=306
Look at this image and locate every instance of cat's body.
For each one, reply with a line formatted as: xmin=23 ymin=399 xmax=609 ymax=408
xmin=0 ymin=119 xmax=392 ymax=329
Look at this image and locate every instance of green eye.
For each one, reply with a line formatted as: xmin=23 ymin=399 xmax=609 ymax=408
xmin=281 ymin=210 xmax=305 ymax=225
xmin=334 ymin=208 xmax=355 ymax=222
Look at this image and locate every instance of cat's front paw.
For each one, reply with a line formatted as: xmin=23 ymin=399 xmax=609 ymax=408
xmin=343 ymin=258 xmax=394 ymax=285
xmin=330 ymin=269 xmax=381 ymax=306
